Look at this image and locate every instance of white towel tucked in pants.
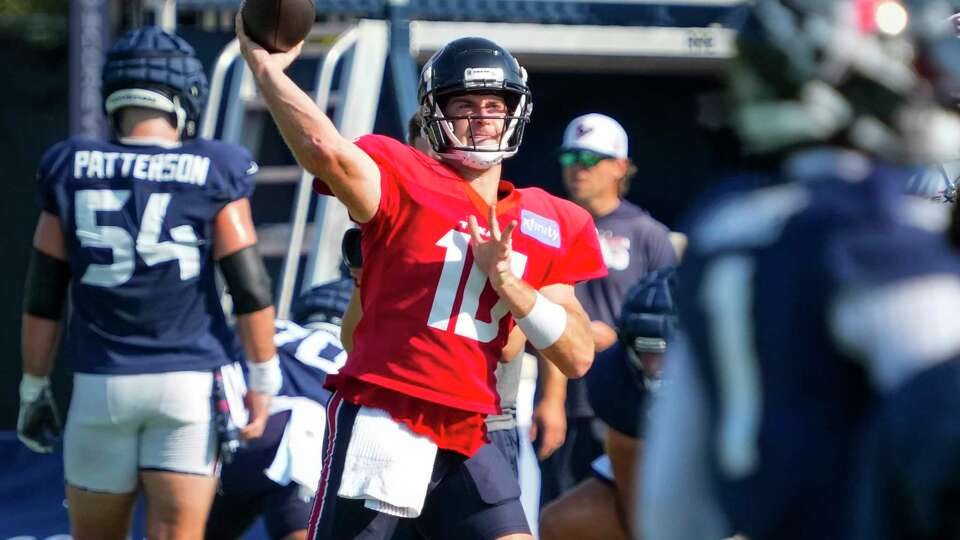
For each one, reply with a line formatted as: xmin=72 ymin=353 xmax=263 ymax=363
xmin=337 ymin=406 xmax=438 ymax=518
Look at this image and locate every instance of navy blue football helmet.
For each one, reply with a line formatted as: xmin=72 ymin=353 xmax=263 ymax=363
xmin=618 ymin=266 xmax=679 ymax=389
xmin=418 ymin=37 xmax=533 ymax=169
xmin=291 ymin=278 xmax=354 ymax=327
xmin=102 ymin=26 xmax=209 ymax=138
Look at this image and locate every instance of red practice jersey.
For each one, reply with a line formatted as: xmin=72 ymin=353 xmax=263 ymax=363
xmin=320 ymin=134 xmax=606 ymax=416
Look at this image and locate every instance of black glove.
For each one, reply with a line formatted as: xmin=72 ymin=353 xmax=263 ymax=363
xmin=17 ymin=378 xmax=62 ymax=454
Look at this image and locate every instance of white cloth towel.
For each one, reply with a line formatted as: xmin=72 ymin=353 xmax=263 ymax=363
xmin=264 ymin=396 xmax=327 ymax=497
xmin=337 ymin=406 xmax=438 ymax=518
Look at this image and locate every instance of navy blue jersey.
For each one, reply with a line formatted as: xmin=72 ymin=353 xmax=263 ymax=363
xmin=677 ymin=152 xmax=960 ymax=539
xmin=585 ymin=342 xmax=650 ymax=439
xmin=272 ymin=320 xmax=346 ymax=404
xmin=36 ymin=135 xmax=257 ymax=374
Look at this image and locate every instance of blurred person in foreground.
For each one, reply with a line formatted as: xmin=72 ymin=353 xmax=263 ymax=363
xmin=206 ymin=279 xmax=353 ymax=540
xmin=641 ymin=1 xmax=960 ymax=539
xmin=236 ymin=13 xmax=606 ymax=539
xmin=540 ymin=267 xmax=676 ymax=540
xmin=536 ymin=113 xmax=677 ymax=504
xmin=18 ymin=26 xmax=277 ymax=539
xmin=853 ymin=11 xmax=960 ymax=538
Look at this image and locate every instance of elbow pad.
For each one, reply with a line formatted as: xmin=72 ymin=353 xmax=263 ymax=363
xmin=23 ymin=248 xmax=70 ymax=320
xmin=219 ymin=244 xmax=273 ymax=314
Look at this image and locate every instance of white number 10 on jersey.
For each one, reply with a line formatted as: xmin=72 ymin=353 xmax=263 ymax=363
xmin=428 ymin=229 xmax=527 ymax=343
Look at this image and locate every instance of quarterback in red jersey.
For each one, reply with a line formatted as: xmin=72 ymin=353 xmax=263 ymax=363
xmin=238 ymin=16 xmax=604 ymax=540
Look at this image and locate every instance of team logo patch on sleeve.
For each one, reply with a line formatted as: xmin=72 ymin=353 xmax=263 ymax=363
xmin=520 ymin=209 xmax=561 ymax=248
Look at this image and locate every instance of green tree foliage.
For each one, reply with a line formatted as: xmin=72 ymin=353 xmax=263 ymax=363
xmin=0 ymin=0 xmax=68 ymax=16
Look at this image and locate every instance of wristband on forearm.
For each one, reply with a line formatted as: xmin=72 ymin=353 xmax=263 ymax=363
xmin=516 ymin=292 xmax=568 ymax=350
xmin=20 ymin=374 xmax=50 ymax=402
xmin=246 ymin=355 xmax=282 ymax=395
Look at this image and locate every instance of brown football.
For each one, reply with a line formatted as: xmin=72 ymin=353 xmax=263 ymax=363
xmin=241 ymin=0 xmax=316 ymax=53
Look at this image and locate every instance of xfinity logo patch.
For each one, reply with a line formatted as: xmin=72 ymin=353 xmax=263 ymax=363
xmin=520 ymin=209 xmax=560 ymax=248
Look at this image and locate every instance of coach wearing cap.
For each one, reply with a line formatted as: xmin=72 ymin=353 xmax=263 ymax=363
xmin=533 ymin=113 xmax=678 ymax=505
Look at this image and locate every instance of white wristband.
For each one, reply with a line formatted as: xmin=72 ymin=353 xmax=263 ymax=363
xmin=516 ymin=292 xmax=568 ymax=350
xmin=20 ymin=374 xmax=50 ymax=403
xmin=246 ymin=355 xmax=282 ymax=395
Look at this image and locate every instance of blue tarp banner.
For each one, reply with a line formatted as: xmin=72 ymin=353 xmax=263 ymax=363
xmin=0 ymin=432 xmax=268 ymax=540
xmin=0 ymin=432 xmax=72 ymax=539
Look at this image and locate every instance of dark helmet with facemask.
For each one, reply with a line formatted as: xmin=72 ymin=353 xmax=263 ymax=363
xmin=417 ymin=37 xmax=533 ymax=170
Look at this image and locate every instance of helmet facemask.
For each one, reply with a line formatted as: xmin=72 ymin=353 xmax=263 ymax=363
xmin=422 ymin=90 xmax=531 ymax=170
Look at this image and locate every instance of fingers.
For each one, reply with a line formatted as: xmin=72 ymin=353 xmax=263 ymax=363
xmin=468 ymin=215 xmax=483 ymax=246
xmin=488 ymin=204 xmax=500 ymax=241
xmin=290 ymin=40 xmax=304 ymax=57
xmin=18 ymin=435 xmax=52 ymax=454
xmin=276 ymin=40 xmax=305 ymax=65
xmin=239 ymin=412 xmax=268 ymax=440
xmin=234 ymin=12 xmax=248 ymax=40
xmin=538 ymin=443 xmax=556 ymax=460
xmin=538 ymin=432 xmax=565 ymax=460
xmin=238 ymin=418 xmax=266 ymax=441
xmin=502 ymin=219 xmax=517 ymax=244
xmin=529 ymin=422 xmax=538 ymax=442
xmin=240 ymin=390 xmax=271 ymax=440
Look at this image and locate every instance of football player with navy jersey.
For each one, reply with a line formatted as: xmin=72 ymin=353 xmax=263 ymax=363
xmin=541 ymin=267 xmax=677 ymax=540
xmin=206 ymin=279 xmax=353 ymax=540
xmin=641 ymin=2 xmax=960 ymax=539
xmin=18 ymin=27 xmax=279 ymax=540
xmin=237 ymin=14 xmax=606 ymax=540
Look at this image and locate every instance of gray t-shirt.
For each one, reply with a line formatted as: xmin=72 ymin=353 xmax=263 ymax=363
xmin=568 ymin=200 xmax=677 ymax=418
xmin=485 ymin=355 xmax=523 ymax=431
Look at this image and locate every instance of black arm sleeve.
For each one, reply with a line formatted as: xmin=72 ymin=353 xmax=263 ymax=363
xmin=23 ymin=248 xmax=70 ymax=320
xmin=219 ymin=244 xmax=273 ymax=314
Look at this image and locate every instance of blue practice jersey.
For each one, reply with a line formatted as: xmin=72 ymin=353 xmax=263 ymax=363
xmin=36 ymin=135 xmax=257 ymax=374
xmin=272 ymin=320 xmax=347 ymax=404
xmin=677 ymin=151 xmax=960 ymax=539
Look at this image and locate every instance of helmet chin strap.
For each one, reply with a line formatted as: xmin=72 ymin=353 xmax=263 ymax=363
xmin=439 ymin=148 xmax=513 ymax=170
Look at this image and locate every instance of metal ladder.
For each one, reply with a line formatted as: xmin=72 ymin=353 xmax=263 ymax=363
xmin=200 ymin=20 xmax=389 ymax=319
